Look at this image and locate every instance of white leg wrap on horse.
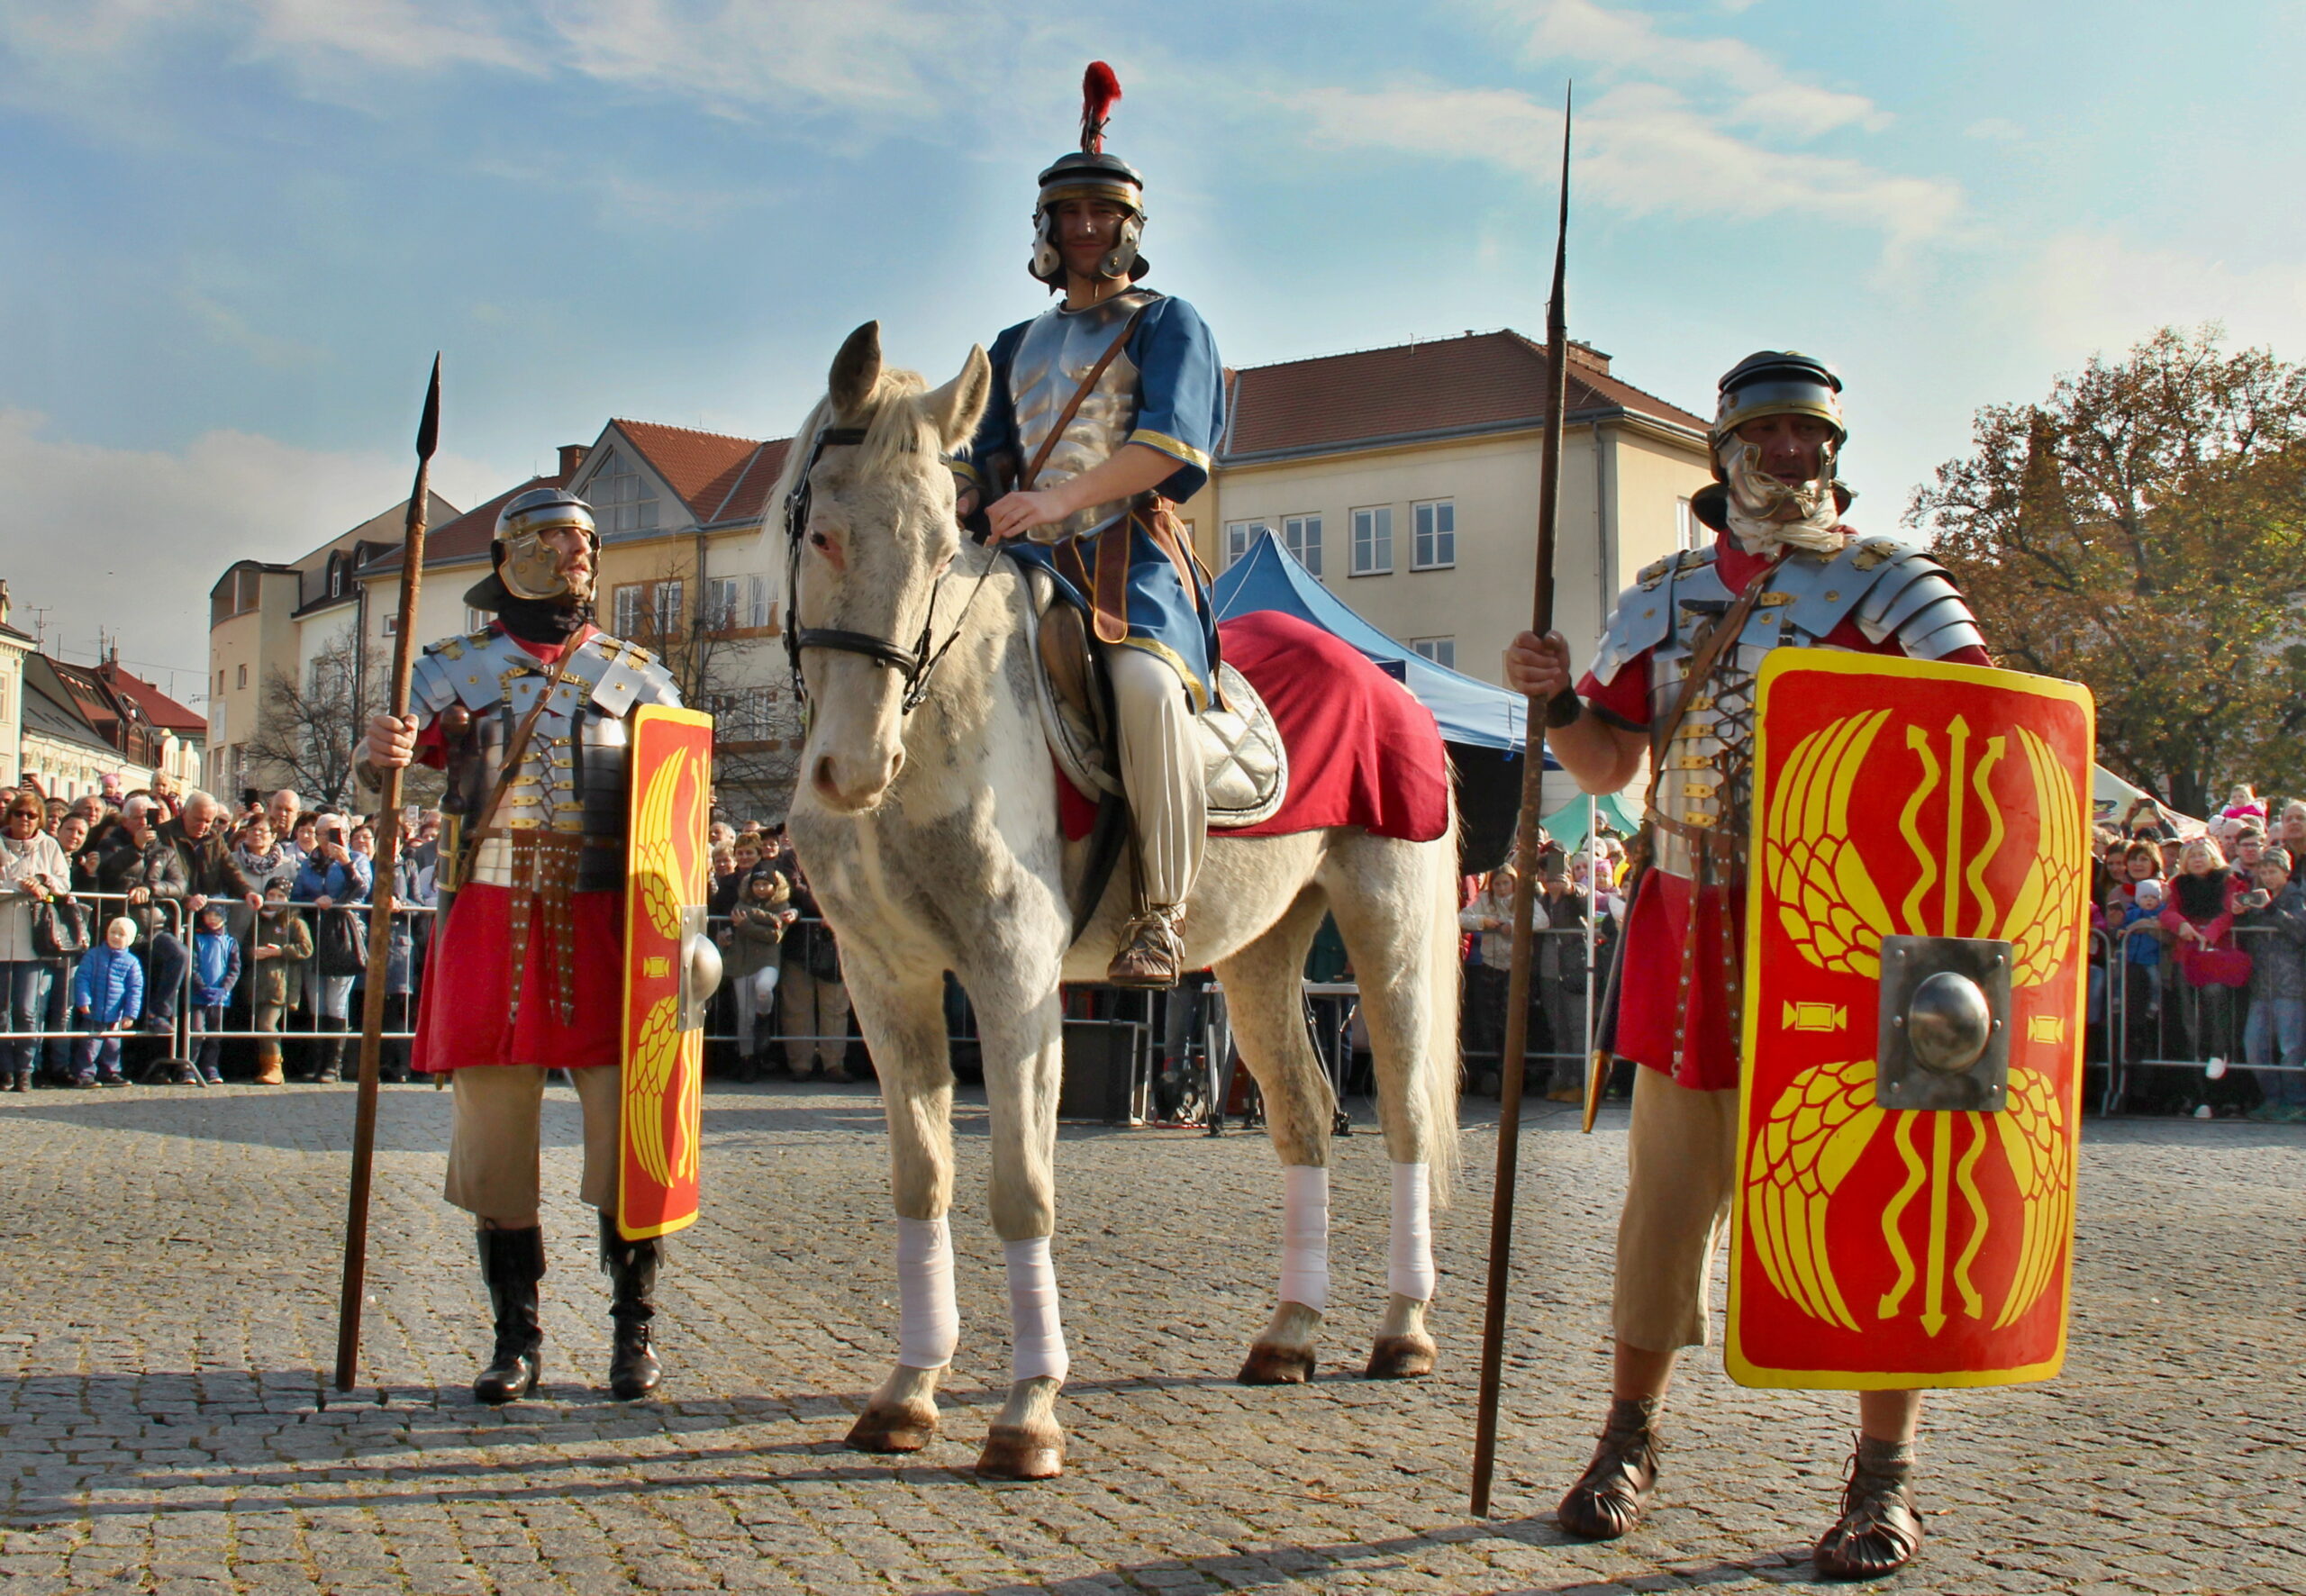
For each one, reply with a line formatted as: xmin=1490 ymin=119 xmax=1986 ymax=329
xmin=1003 ymin=1237 xmax=1068 ymax=1383
xmin=894 ymin=1216 xmax=958 ymax=1370
xmin=1108 ymin=647 xmax=1205 ymax=904
xmin=1280 ymin=1164 xmax=1330 ymax=1311
xmin=1389 ymin=1161 xmax=1436 ymax=1302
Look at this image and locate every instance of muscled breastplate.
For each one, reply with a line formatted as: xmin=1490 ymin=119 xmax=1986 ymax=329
xmin=409 ymin=628 xmax=683 ymax=893
xmin=1588 ymin=534 xmax=1988 ymax=883
xmin=1009 ymin=289 xmax=1151 ymax=543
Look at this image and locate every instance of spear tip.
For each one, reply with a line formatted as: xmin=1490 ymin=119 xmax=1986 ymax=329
xmin=415 ymin=353 xmax=441 ymax=462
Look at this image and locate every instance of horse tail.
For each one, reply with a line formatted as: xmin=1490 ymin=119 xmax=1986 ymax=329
xmin=1422 ymin=782 xmax=1465 ymax=1207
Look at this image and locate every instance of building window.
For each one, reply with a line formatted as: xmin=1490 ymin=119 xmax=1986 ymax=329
xmin=653 ymin=578 xmax=685 ymax=640
xmin=237 ymin=664 xmax=247 ymax=689
xmin=748 ymin=573 xmax=773 ymax=630
xmin=1410 ymin=637 xmax=1457 ymax=670
xmin=329 ymin=557 xmax=343 ymax=598
xmin=613 ymin=584 xmax=645 ymax=637
xmin=216 ymin=669 xmax=225 ymax=694
xmin=1412 ymin=499 xmax=1456 ymax=570
xmin=587 ymin=448 xmax=661 ymax=536
xmin=1675 ymin=495 xmax=1700 ymax=552
xmin=707 ymin=685 xmax=781 ymax=741
xmin=381 ymin=614 xmax=399 ymax=637
xmin=1223 ymin=518 xmax=1273 ymax=568
xmin=705 ymin=576 xmax=740 ymax=632
xmin=1350 ymin=506 xmax=1394 ymax=576
xmin=1283 ymin=514 xmax=1322 ymax=578
xmin=466 ymin=605 xmax=493 ymax=633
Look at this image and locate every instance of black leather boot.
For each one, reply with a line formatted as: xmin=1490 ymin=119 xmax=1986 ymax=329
xmin=598 ymin=1210 xmax=664 ymax=1401
xmin=472 ymin=1225 xmax=546 ymax=1404
xmin=326 ymin=1016 xmax=355 ymax=1082
xmin=1813 ymin=1435 xmax=1921 ymax=1580
xmin=1557 ymin=1396 xmax=1663 ymax=1540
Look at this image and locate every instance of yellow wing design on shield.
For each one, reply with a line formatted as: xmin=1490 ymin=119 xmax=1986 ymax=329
xmin=1990 ymin=1065 xmax=2073 ymax=1328
xmin=623 ymin=747 xmax=704 ymax=1190
xmin=1745 ymin=1057 xmax=1887 ymax=1330
xmin=1994 ymin=728 xmax=2084 ymax=988
xmin=1765 ymin=710 xmax=1900 ymax=978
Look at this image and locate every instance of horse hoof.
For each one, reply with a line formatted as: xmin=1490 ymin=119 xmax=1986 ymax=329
xmin=975 ymin=1422 xmax=1064 ymax=1480
xmin=845 ymin=1405 xmax=938 ymax=1453
xmin=1364 ymin=1334 xmax=1437 ymax=1380
xmin=1238 ymin=1343 xmax=1317 ymax=1384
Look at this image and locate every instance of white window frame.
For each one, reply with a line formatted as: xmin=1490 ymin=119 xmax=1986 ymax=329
xmin=705 ymin=575 xmax=740 ymax=632
xmin=587 ymin=448 xmax=661 ymax=536
xmin=466 ymin=605 xmax=493 ymax=633
xmin=747 ymin=573 xmax=772 ymax=630
xmin=613 ymin=585 xmax=645 ymax=638
xmin=1675 ymin=495 xmax=1699 ymax=552
xmin=1409 ymin=637 xmax=1457 ymax=669
xmin=1350 ymin=505 xmax=1394 ymax=576
xmin=1223 ymin=518 xmax=1273 ymax=569
xmin=1283 ymin=513 xmax=1322 ymax=578
xmin=1412 ymin=498 xmax=1456 ymax=571
xmin=653 ymin=578 xmax=685 ymax=640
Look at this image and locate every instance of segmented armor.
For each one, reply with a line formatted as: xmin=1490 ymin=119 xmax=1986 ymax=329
xmin=1587 ymin=533 xmax=1985 ymax=881
xmin=1006 ymin=286 xmax=1156 ymax=543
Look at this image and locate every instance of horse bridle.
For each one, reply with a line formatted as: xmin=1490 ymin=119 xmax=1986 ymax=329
xmin=782 ymin=422 xmax=998 ymax=718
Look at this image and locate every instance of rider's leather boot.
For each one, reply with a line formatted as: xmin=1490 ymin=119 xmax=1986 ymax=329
xmin=1108 ymin=904 xmax=1185 ymax=988
xmin=472 ymin=1225 xmax=546 ymax=1404
xmin=599 ymin=1210 xmax=664 ymax=1401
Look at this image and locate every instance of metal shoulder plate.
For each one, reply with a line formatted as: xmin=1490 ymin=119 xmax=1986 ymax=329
xmin=589 ymin=633 xmax=685 ymax=714
xmin=1848 ymin=544 xmax=1986 ymax=659
xmin=409 ymin=628 xmax=504 ymax=718
xmin=1589 ymin=547 xmax=1716 ymax=685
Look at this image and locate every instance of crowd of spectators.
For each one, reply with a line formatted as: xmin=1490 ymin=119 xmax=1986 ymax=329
xmin=0 ymin=776 xmax=859 ymax=1092
xmin=2090 ymin=788 xmax=2306 ymax=1120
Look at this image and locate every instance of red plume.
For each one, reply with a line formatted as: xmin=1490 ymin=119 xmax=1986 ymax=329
xmin=1081 ymin=61 xmax=1121 ymax=154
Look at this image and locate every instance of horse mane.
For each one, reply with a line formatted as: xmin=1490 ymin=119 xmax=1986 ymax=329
xmin=767 ymin=367 xmax=940 ymax=523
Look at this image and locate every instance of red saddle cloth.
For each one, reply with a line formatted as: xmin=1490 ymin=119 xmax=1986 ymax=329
xmin=1058 ymin=609 xmax=1450 ymax=843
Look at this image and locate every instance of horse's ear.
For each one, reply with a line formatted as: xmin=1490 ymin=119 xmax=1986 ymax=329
xmin=921 ymin=345 xmax=993 ymax=452
xmin=829 ymin=322 xmax=883 ymax=419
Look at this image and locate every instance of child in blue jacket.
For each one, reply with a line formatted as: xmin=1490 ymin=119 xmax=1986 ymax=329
xmin=72 ymin=917 xmax=145 ymax=1087
xmin=189 ymin=903 xmax=241 ymax=1085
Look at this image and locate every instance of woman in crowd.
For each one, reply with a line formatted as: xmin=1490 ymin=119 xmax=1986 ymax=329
xmin=42 ymin=811 xmax=97 ymax=1083
xmin=1 ymin=793 xmax=72 ymax=1092
xmin=232 ymin=815 xmax=298 ymax=937
xmin=778 ymin=861 xmax=852 ymax=1082
xmin=294 ymin=812 xmax=372 ymax=1082
xmin=2158 ymin=835 xmax=2251 ymax=1073
xmin=723 ymin=866 xmax=795 ymax=1082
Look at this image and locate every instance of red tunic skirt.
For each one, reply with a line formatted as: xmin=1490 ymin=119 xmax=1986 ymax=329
xmin=412 ymin=883 xmax=625 ymax=1073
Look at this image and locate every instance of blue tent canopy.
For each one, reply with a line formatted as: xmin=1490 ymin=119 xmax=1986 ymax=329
xmin=1210 ymin=529 xmax=1538 ymax=757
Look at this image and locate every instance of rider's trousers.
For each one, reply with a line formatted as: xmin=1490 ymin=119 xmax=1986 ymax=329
xmin=1107 ymin=646 xmax=1204 ymax=909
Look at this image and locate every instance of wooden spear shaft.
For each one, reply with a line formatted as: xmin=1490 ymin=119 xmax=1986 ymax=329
xmin=334 ymin=354 xmax=440 ymax=1392
xmin=1470 ymin=91 xmax=1574 ymax=1518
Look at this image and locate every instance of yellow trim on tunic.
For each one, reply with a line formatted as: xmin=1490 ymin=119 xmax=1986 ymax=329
xmin=947 ymin=458 xmax=982 ymax=485
xmin=1127 ymin=429 xmax=1212 ymax=473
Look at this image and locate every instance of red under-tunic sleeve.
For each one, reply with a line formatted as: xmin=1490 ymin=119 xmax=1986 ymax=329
xmin=1573 ymin=630 xmax=1991 ymax=730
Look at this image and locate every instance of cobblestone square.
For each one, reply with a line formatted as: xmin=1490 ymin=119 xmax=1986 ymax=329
xmin=1 ymin=1080 xmax=2299 ymax=1594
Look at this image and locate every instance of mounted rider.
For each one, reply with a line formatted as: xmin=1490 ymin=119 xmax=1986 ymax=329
xmin=358 ymin=485 xmax=685 ymax=1407
xmin=1506 ymin=353 xmax=1993 ymax=1579
xmin=953 ymin=62 xmax=1227 ymax=988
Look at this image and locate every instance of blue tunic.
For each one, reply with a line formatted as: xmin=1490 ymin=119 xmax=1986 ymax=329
xmin=958 ymin=290 xmax=1228 ymax=708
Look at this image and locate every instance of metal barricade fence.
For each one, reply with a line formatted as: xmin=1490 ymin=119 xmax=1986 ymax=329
xmin=2102 ymin=919 xmax=2299 ymax=1115
xmin=0 ymin=891 xmax=188 ymax=1075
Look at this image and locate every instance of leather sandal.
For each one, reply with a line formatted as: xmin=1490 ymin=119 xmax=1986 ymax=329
xmin=1108 ymin=906 xmax=1185 ymax=989
xmin=1556 ymin=1396 xmax=1662 ymax=1540
xmin=1812 ymin=1435 xmax=1922 ymax=1580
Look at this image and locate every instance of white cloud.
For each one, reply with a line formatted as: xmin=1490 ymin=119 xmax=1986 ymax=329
xmin=1286 ymin=79 xmax=1959 ymax=257
xmin=247 ymin=0 xmax=535 ymax=74
xmin=1998 ymin=230 xmax=2306 ymax=365
xmin=1966 ymin=116 xmax=2024 ymax=141
xmin=1486 ymin=0 xmax=1889 ymax=135
xmin=0 ymin=409 xmax=505 ymax=683
xmin=177 ymin=291 xmax=331 ymax=371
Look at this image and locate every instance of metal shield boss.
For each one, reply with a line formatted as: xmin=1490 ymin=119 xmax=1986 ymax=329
xmin=617 ymin=706 xmax=719 ymax=1242
xmin=1728 ymin=650 xmax=2093 ymax=1389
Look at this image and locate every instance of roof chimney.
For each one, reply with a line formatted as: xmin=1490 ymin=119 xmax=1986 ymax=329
xmin=1566 ymin=340 xmax=1611 ymax=376
xmin=558 ymin=443 xmax=588 ymax=481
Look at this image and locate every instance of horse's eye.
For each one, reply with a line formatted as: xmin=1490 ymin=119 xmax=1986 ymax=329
xmin=810 ymin=531 xmax=831 ymax=551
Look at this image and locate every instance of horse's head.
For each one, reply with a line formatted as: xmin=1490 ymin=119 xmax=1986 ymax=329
xmin=783 ymin=322 xmax=992 ymax=814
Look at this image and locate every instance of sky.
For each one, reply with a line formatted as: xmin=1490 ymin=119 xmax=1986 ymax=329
xmin=5 ymin=0 xmax=2305 ymax=710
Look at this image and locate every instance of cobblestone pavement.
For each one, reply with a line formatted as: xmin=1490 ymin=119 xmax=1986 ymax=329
xmin=0 ymin=1075 xmax=2299 ymax=1595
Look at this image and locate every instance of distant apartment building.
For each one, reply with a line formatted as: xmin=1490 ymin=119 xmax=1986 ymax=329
xmin=1176 ymin=331 xmax=1713 ymax=682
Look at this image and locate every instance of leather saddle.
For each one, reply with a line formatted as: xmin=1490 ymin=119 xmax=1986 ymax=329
xmin=1017 ymin=564 xmax=1287 ymax=828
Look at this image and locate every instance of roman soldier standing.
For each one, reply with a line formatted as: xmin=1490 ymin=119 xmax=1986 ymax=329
xmin=953 ymin=62 xmax=1227 ymax=987
xmin=1505 ymin=353 xmax=1993 ymax=1578
xmin=359 ymin=486 xmax=685 ymax=1404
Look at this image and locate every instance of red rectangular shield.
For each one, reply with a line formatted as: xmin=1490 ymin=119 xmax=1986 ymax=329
xmin=1729 ymin=650 xmax=2093 ymax=1390
xmin=618 ymin=705 xmax=715 ymax=1242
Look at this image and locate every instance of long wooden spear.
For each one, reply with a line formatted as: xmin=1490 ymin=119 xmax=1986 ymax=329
xmin=334 ymin=354 xmax=440 ymax=1392
xmin=1470 ymin=88 xmax=1577 ymax=1518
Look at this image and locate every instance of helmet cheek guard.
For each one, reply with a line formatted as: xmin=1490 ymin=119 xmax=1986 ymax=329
xmin=1709 ymin=349 xmax=1848 ymax=478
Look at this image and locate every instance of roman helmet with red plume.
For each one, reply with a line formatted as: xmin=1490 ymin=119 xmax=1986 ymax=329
xmin=1031 ymin=61 xmax=1148 ymax=286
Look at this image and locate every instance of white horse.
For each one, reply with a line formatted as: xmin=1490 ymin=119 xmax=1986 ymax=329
xmin=776 ymin=323 xmax=1464 ymax=1479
